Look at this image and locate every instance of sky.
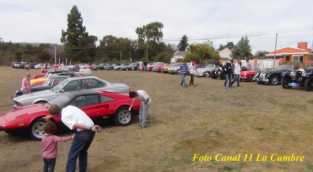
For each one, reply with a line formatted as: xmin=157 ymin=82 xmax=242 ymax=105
xmin=0 ymin=0 xmax=313 ymax=52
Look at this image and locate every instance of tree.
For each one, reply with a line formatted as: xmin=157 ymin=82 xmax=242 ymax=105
xmin=177 ymin=35 xmax=188 ymax=51
xmin=61 ymin=5 xmax=96 ymax=62
xmin=135 ymin=21 xmax=164 ymax=61
xmin=232 ymin=36 xmax=252 ymax=60
xmin=185 ymin=43 xmax=219 ymax=64
xmin=255 ymin=50 xmax=268 ymax=59
xmin=218 ymin=42 xmax=234 ymax=50
xmin=98 ymin=35 xmax=134 ymax=62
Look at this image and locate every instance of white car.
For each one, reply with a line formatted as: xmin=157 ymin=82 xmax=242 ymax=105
xmin=195 ymin=64 xmax=216 ymax=77
xmin=78 ymin=65 xmax=92 ymax=75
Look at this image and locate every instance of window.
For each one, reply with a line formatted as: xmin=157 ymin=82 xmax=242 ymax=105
xmin=71 ymin=94 xmax=100 ymax=107
xmin=82 ymin=79 xmax=105 ymax=89
xmin=293 ymin=55 xmax=304 ymax=65
xmin=63 ymin=80 xmax=82 ymax=92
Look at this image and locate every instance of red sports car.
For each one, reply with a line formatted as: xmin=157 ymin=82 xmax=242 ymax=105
xmin=0 ymin=90 xmax=140 ymax=140
xmin=240 ymin=70 xmax=256 ymax=81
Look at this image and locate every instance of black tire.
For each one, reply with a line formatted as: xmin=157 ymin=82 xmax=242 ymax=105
xmin=305 ymin=79 xmax=313 ymax=91
xmin=282 ymin=77 xmax=290 ymax=89
xmin=30 ymin=118 xmax=48 ymax=140
xmin=270 ymin=76 xmax=280 ymax=85
xmin=115 ymin=107 xmax=132 ymax=126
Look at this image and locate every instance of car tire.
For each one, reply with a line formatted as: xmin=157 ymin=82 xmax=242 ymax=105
xmin=305 ymin=79 xmax=313 ymax=91
xmin=30 ymin=118 xmax=48 ymax=140
xmin=282 ymin=77 xmax=290 ymax=89
xmin=115 ymin=107 xmax=132 ymax=126
xmin=270 ymin=76 xmax=280 ymax=85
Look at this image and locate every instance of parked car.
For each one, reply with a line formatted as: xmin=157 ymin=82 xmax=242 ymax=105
xmin=257 ymin=65 xmax=293 ymax=85
xmin=78 ymin=65 xmax=92 ymax=75
xmin=162 ymin=63 xmax=170 ymax=73
xmin=146 ymin=63 xmax=155 ymax=71
xmin=13 ymin=76 xmax=130 ymax=106
xmin=30 ymin=75 xmax=71 ymax=93
xmin=210 ymin=65 xmax=224 ymax=79
xmin=119 ymin=64 xmax=129 ymax=71
xmin=128 ymin=63 xmax=139 ymax=70
xmin=281 ymin=67 xmax=313 ymax=90
xmin=113 ymin=64 xmax=121 ymax=70
xmin=240 ymin=67 xmax=256 ymax=81
xmin=103 ymin=64 xmax=114 ymax=70
xmin=168 ymin=63 xmax=181 ymax=74
xmin=194 ymin=64 xmax=216 ymax=77
xmin=1 ymin=90 xmax=141 ymax=139
xmin=152 ymin=62 xmax=165 ymax=73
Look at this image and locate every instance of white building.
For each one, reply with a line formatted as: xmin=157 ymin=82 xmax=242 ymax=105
xmin=218 ymin=48 xmax=233 ymax=61
xmin=170 ymin=51 xmax=186 ymax=63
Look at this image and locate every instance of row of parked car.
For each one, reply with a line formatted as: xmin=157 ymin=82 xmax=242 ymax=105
xmin=254 ymin=65 xmax=313 ymax=91
xmin=91 ymin=61 xmax=313 ymax=91
xmin=0 ymin=68 xmax=141 ymax=140
xmin=11 ymin=62 xmax=49 ymax=69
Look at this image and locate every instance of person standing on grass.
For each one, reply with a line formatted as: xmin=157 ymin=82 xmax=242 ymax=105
xmin=20 ymin=73 xmax=32 ymax=94
xmin=189 ymin=61 xmax=196 ymax=87
xmin=129 ymin=90 xmax=151 ymax=128
xmin=223 ymin=61 xmax=233 ymax=89
xmin=47 ymin=104 xmax=101 ymax=172
xmin=179 ymin=63 xmax=189 ymax=88
xmin=41 ymin=120 xmax=73 ymax=172
xmin=231 ymin=60 xmax=241 ymax=87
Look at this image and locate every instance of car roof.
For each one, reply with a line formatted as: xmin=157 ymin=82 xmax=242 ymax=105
xmin=49 ymin=90 xmax=102 ymax=107
xmin=65 ymin=76 xmax=103 ymax=81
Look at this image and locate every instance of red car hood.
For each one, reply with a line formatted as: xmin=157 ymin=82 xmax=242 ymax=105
xmin=1 ymin=104 xmax=48 ymax=121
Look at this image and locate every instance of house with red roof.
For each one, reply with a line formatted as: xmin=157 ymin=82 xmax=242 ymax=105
xmin=266 ymin=42 xmax=313 ymax=66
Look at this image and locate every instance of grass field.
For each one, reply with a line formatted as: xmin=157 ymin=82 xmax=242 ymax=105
xmin=0 ymin=66 xmax=313 ymax=172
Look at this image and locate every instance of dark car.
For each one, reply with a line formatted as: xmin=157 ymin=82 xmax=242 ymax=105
xmin=281 ymin=67 xmax=313 ymax=91
xmin=257 ymin=65 xmax=293 ymax=85
xmin=210 ymin=65 xmax=224 ymax=79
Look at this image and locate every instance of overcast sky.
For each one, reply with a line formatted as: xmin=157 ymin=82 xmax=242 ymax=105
xmin=1 ymin=0 xmax=313 ymax=52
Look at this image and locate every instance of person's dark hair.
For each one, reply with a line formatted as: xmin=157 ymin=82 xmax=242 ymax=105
xmin=129 ymin=91 xmax=138 ymax=98
xmin=44 ymin=120 xmax=57 ymax=135
xmin=48 ymin=104 xmax=61 ymax=115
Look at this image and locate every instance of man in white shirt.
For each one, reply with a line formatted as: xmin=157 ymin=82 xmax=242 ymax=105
xmin=231 ymin=60 xmax=241 ymax=87
xmin=129 ymin=90 xmax=151 ymax=128
xmin=48 ymin=104 xmax=101 ymax=172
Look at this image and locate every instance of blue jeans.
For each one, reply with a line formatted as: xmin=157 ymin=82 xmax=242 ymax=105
xmin=224 ymin=73 xmax=232 ymax=89
xmin=43 ymin=158 xmax=56 ymax=172
xmin=232 ymin=74 xmax=240 ymax=87
xmin=180 ymin=74 xmax=187 ymax=87
xmin=139 ymin=102 xmax=149 ymax=128
xmin=66 ymin=130 xmax=95 ymax=172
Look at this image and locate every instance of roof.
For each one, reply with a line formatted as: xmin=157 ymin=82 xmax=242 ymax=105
xmin=267 ymin=47 xmax=311 ymax=56
xmin=49 ymin=90 xmax=102 ymax=107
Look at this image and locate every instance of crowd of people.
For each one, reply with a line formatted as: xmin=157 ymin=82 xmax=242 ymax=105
xmin=223 ymin=59 xmax=242 ymax=89
xmin=178 ymin=60 xmax=242 ymax=90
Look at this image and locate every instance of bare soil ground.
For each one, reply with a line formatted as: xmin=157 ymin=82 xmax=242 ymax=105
xmin=0 ymin=67 xmax=313 ymax=172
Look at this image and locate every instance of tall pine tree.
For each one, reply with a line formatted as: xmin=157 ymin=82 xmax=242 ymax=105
xmin=177 ymin=35 xmax=188 ymax=51
xmin=61 ymin=5 xmax=96 ymax=63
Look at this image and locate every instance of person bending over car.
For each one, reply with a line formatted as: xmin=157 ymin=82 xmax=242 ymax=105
xmin=129 ymin=90 xmax=151 ymax=128
xmin=47 ymin=104 xmax=101 ymax=172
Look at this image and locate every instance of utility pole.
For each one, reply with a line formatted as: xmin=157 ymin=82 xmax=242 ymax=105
xmin=274 ymin=33 xmax=278 ymax=67
xmin=54 ymin=45 xmax=57 ymax=64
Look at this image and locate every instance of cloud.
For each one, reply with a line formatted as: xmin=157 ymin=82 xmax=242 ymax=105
xmin=0 ymin=0 xmax=312 ymax=52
